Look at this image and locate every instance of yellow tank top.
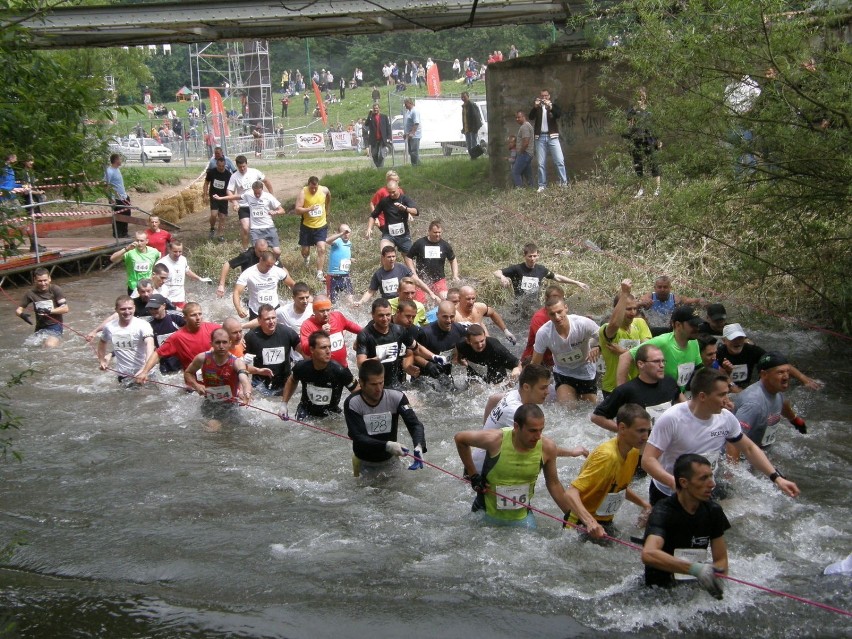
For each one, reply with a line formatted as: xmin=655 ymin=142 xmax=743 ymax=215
xmin=301 ymin=186 xmax=328 ymax=229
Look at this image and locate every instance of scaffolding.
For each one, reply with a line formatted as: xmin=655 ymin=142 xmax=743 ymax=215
xmin=189 ymin=41 xmax=274 ymax=134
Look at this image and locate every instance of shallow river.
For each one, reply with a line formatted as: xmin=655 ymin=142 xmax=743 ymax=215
xmin=0 ymin=273 xmax=850 ymax=638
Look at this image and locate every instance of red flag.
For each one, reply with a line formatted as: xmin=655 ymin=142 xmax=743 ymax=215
xmin=312 ymin=80 xmax=328 ymax=125
xmin=426 ymin=64 xmax=441 ymax=97
xmin=208 ymin=88 xmax=230 ymax=138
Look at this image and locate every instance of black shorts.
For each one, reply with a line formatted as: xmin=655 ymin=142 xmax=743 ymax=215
xmin=211 ymin=199 xmax=229 ymax=215
xmin=238 ymin=206 xmax=250 ymax=220
xmin=299 ymin=224 xmax=328 ymax=247
xmin=553 ymin=372 xmax=597 ymax=396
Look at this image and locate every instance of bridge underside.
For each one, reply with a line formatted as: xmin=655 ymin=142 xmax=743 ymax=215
xmin=11 ymin=1 xmax=584 ymax=50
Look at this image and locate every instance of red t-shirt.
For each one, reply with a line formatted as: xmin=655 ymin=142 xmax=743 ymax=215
xmin=157 ymin=322 xmax=221 ymax=369
xmin=373 ymin=114 xmax=383 ymax=141
xmin=521 ymin=306 xmax=553 ymax=366
xmin=300 ymin=311 xmax=361 ymax=366
xmin=146 ymin=228 xmax=172 ymax=255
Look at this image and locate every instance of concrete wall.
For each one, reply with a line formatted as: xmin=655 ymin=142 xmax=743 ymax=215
xmin=485 ymin=47 xmax=625 ymax=188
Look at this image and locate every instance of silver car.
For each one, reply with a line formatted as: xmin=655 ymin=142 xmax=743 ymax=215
xmin=108 ymin=137 xmax=172 ymax=163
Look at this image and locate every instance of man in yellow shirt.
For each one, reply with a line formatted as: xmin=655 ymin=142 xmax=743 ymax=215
xmin=599 ymin=279 xmax=652 ymax=396
xmin=564 ymin=403 xmax=653 ymax=539
xmin=294 ymin=176 xmax=331 ymax=281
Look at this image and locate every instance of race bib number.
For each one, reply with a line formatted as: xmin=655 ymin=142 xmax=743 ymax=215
xmin=112 ymin=337 xmax=135 ymax=351
xmin=339 ymin=259 xmax=351 ymax=273
xmin=596 ymin=358 xmax=607 ymax=374
xmin=423 ymin=246 xmax=441 ymax=259
xmin=488 ymin=400 xmax=508 ymax=425
xmin=702 ymin=450 xmax=721 ymax=473
xmin=375 ymin=342 xmax=399 ymax=363
xmin=730 ymin=364 xmax=749 ymax=383
xmin=761 ymin=423 xmax=779 ymax=447
xmin=34 ymin=300 xmax=54 ymax=312
xmin=171 ymin=273 xmax=185 ymax=287
xmin=520 ymin=276 xmax=539 ymax=292
xmin=206 ymin=385 xmax=233 ymax=402
xmin=381 ymin=278 xmax=399 ymax=295
xmin=677 ymin=362 xmax=695 ymax=387
xmin=250 ymin=204 xmax=267 ymax=218
xmin=156 ymin=331 xmax=174 ymax=347
xmin=262 ymin=346 xmax=287 ymax=365
xmin=618 ymin=338 xmax=640 ymax=350
xmin=364 ymin=411 xmax=392 ymax=435
xmin=555 ymin=349 xmax=584 ymax=367
xmin=212 ymin=179 xmax=225 ymax=190
xmin=329 ymin=332 xmax=344 ymax=351
xmin=134 ymin=261 xmax=150 ymax=273
xmin=306 ymin=383 xmax=332 ymax=406
xmin=646 ymin=401 xmax=672 ymax=425
xmin=388 ymin=222 xmax=405 ymax=237
xmin=595 ymin=491 xmax=626 ymax=517
xmin=495 ymin=484 xmax=529 ymax=510
xmin=308 ymin=205 xmax=323 ymax=218
xmin=674 ymin=548 xmax=709 ymax=581
xmin=257 ymin=291 xmax=277 ymax=305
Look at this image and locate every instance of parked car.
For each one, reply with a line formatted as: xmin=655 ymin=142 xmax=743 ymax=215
xmin=108 ymin=137 xmax=172 ymax=163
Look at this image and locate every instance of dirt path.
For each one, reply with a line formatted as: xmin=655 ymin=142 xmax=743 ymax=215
xmin=134 ymin=165 xmax=347 ymax=244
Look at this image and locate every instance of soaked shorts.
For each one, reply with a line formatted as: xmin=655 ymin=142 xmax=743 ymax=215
xmin=250 ymin=227 xmax=280 ymax=248
xmin=327 ymin=274 xmax=353 ymax=303
xmin=211 ymin=199 xmax=229 ymax=215
xmin=381 ymin=233 xmax=412 ymax=255
xmin=553 ymin=371 xmax=597 ymax=396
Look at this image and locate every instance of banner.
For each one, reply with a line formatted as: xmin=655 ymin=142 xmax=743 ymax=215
xmin=296 ymin=133 xmax=325 ymax=149
xmin=208 ymin=88 xmax=229 ymax=138
xmin=330 ymin=132 xmax=354 ymax=150
xmin=312 ymin=80 xmax=328 ymax=125
xmin=426 ymin=64 xmax=441 ymax=97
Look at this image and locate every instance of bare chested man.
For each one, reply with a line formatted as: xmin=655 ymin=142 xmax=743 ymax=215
xmin=454 ymin=285 xmax=516 ymax=345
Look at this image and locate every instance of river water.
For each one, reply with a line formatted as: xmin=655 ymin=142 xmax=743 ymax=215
xmin=0 ymin=273 xmax=850 ymax=638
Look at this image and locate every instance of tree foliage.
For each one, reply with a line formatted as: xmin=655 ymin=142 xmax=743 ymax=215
xmin=575 ymin=0 xmax=852 ymax=330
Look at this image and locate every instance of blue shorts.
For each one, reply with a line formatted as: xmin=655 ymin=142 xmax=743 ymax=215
xmin=36 ymin=322 xmax=63 ymax=336
xmin=250 ymin=227 xmax=280 ymax=248
xmin=381 ymin=233 xmax=412 ymax=255
xmin=299 ymin=224 xmax=328 ymax=247
xmin=327 ymin=274 xmax=353 ymax=302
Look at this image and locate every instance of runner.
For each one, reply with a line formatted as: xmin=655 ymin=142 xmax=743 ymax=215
xmin=325 ymin=223 xmax=354 ymax=304
xmin=641 ymin=453 xmax=730 ymax=597
xmin=143 ymin=293 xmax=186 ymax=374
xmin=531 ymin=297 xmax=601 ymax=405
xmin=388 ymin=277 xmax=428 ymax=326
xmin=97 ymin=295 xmax=154 ymax=384
xmin=456 ymin=324 xmax=521 ymax=384
xmin=637 ymin=275 xmax=703 ymax=336
xmin=293 ymin=176 xmax=331 ymax=281
xmin=205 ymin=156 xmax=232 ymax=241
xmin=243 ymin=304 xmax=301 ymax=394
xmin=598 ymin=279 xmax=652 ymax=396
xmin=281 ymin=331 xmax=358 ymax=419
xmin=218 ymin=155 xmax=273 ymax=249
xmin=232 ymin=251 xmax=294 ymax=320
xmin=344 ymin=359 xmax=427 ymax=477
xmin=144 ymin=215 xmax=172 ymax=256
xmin=216 ymin=239 xmax=269 ymax=299
xmin=454 ymin=404 xmax=577 ymax=528
xmin=15 ymin=267 xmax=68 ymax=348
xmin=520 ymin=284 xmax=564 ymax=366
xmin=299 ymin=295 xmax=361 ymax=367
xmin=156 ymin=240 xmax=209 ymax=309
xmin=366 ymin=179 xmax=418 ymax=264
xmin=494 ymin=242 xmax=588 ymax=299
xmin=110 ymin=230 xmax=160 ymax=295
xmin=565 ymin=404 xmax=653 ymax=539
xmin=454 ymin=285 xmax=515 ymax=343
xmin=407 ymin=220 xmax=459 ymax=299
xmin=355 ymin=246 xmax=438 ymax=306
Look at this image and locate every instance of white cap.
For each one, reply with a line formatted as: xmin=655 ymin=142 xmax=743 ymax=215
xmin=722 ymin=323 xmax=747 ymax=341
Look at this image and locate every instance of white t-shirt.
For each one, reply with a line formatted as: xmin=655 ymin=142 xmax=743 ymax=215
xmin=276 ymin=301 xmax=314 ymax=332
xmin=236 ymin=264 xmax=290 ymax=313
xmin=156 ymin=254 xmax=188 ymax=303
xmin=473 ymin=389 xmax=524 ymax=471
xmin=239 ymin=191 xmax=280 ymax=231
xmin=534 ymin=315 xmax=600 ymax=380
xmin=647 ymin=401 xmax=743 ymax=497
xmin=226 ymin=167 xmax=266 ymax=197
xmin=101 ymin=317 xmax=153 ymax=376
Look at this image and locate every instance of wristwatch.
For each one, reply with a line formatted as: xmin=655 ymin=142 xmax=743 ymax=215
xmin=768 ymin=470 xmax=785 ymax=483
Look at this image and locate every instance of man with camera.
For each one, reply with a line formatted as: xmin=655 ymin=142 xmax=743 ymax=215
xmin=529 ymin=89 xmax=568 ymax=192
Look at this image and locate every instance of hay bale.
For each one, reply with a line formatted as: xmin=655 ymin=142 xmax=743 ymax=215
xmin=181 ymin=189 xmax=199 ymax=215
xmin=154 ymin=204 xmax=180 ymax=225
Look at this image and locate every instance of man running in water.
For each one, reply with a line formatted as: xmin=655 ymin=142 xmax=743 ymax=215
xmin=16 ymin=267 xmax=68 ymax=348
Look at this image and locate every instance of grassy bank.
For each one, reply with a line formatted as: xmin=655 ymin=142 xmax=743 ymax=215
xmin=120 ymin=166 xmax=199 ymax=193
xmin=184 ymin=158 xmax=847 ymax=333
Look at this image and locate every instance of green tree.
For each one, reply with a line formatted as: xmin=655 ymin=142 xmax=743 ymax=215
xmin=576 ymin=0 xmax=851 ymax=330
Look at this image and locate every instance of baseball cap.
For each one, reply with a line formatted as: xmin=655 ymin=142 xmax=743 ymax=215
xmin=707 ymin=303 xmax=727 ymax=321
xmin=145 ymin=293 xmax=169 ymax=309
xmin=722 ymin=323 xmax=747 ymax=341
xmin=755 ymin=351 xmax=788 ymax=373
xmin=671 ymin=305 xmax=703 ymax=326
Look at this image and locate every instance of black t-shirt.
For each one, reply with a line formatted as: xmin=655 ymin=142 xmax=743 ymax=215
xmin=292 ymin=359 xmax=357 ymax=416
xmin=368 ymin=263 xmax=412 ymax=299
xmin=244 ymin=325 xmax=300 ymax=390
xmin=644 ymin=495 xmax=730 ymax=587
xmin=355 ymin=322 xmax=417 ymax=387
xmin=500 ymin=263 xmax=554 ymax=296
xmin=697 ymin=321 xmax=723 ymax=338
xmin=418 ymin=321 xmax=467 ymax=358
xmin=456 ymin=337 xmax=519 ymax=384
xmin=371 ymin=194 xmax=416 ymax=237
xmin=228 ymin=247 xmax=261 ymax=272
xmin=716 ymin=342 xmax=766 ymax=388
xmin=408 ymin=237 xmax=455 ymax=282
xmin=593 ymin=376 xmax=681 ymax=423
xmin=146 ymin=311 xmax=186 ymax=373
xmin=206 ymin=167 xmax=233 ymax=198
